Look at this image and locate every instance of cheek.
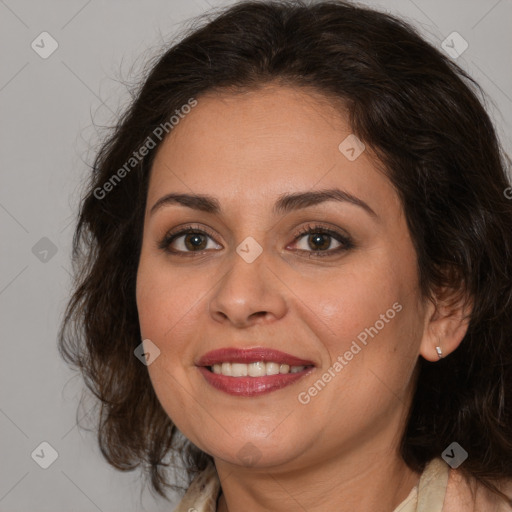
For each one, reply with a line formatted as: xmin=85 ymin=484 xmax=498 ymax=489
xmin=136 ymin=259 xmax=202 ymax=425
xmin=304 ymin=253 xmax=422 ymax=368
xmin=136 ymin=256 xmax=202 ymax=341
xmin=306 ymin=267 xmax=397 ymax=340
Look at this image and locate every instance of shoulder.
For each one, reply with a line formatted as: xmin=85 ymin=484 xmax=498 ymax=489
xmin=443 ymin=465 xmax=512 ymax=511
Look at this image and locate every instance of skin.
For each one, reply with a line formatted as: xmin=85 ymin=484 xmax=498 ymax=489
xmin=136 ymin=84 xmax=470 ymax=512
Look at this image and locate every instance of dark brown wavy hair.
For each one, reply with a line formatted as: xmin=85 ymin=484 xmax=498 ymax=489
xmin=59 ymin=0 xmax=512 ymax=505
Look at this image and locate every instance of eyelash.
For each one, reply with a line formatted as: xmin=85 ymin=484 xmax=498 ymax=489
xmin=158 ymin=223 xmax=354 ymax=258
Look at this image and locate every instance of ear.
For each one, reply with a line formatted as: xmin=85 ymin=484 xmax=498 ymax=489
xmin=419 ymin=286 xmax=473 ymax=362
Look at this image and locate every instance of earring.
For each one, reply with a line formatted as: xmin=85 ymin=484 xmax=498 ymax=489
xmin=435 ymin=345 xmax=443 ymax=359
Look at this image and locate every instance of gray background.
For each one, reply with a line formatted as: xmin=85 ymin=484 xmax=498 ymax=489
xmin=1 ymin=0 xmax=511 ymax=511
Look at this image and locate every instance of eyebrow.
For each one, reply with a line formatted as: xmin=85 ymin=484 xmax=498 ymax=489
xmin=149 ymin=188 xmax=378 ymax=219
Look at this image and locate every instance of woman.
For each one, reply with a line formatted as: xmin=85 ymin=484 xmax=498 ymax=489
xmin=59 ymin=1 xmax=512 ymax=510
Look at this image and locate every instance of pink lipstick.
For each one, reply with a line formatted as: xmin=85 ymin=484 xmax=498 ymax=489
xmin=196 ymin=347 xmax=315 ymax=397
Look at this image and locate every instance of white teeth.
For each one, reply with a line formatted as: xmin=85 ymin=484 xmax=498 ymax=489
xmin=248 ymin=361 xmax=266 ymax=377
xmin=231 ymin=363 xmax=248 ymax=377
xmin=266 ymin=362 xmax=280 ymax=375
xmin=221 ymin=362 xmax=232 ymax=376
xmin=209 ymin=362 xmax=309 ymax=377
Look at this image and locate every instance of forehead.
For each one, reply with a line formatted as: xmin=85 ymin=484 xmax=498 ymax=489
xmin=147 ymin=84 xmax=399 ymax=218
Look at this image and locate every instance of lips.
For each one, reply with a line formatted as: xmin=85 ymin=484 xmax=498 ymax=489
xmin=196 ymin=347 xmax=315 ymax=397
xmin=196 ymin=347 xmax=315 ymax=367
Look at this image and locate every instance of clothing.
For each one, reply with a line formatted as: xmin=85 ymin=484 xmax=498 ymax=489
xmin=173 ymin=457 xmax=512 ymax=511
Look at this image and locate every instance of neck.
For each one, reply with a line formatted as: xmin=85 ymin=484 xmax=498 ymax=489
xmin=215 ymin=448 xmax=421 ymax=512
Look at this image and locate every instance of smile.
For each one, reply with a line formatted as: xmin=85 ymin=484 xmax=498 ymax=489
xmin=209 ymin=361 xmax=309 ymax=377
xmin=196 ymin=347 xmax=316 ymax=396
xmin=198 ymin=366 xmax=314 ymax=396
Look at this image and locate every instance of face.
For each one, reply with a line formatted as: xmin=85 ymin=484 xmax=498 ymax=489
xmin=136 ymin=84 xmax=429 ymax=471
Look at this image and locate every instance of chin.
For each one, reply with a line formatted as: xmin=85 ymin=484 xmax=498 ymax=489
xmin=199 ymin=431 xmax=308 ymax=469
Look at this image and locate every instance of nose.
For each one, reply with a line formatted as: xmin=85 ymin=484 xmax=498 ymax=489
xmin=208 ymin=250 xmax=288 ymax=328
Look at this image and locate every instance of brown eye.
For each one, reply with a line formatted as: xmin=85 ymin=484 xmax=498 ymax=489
xmin=159 ymin=227 xmax=222 ymax=255
xmin=294 ymin=232 xmax=341 ymax=252
xmin=290 ymin=224 xmax=354 ymax=257
xmin=183 ymin=233 xmax=208 ymax=251
xmin=306 ymin=233 xmax=334 ymax=251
